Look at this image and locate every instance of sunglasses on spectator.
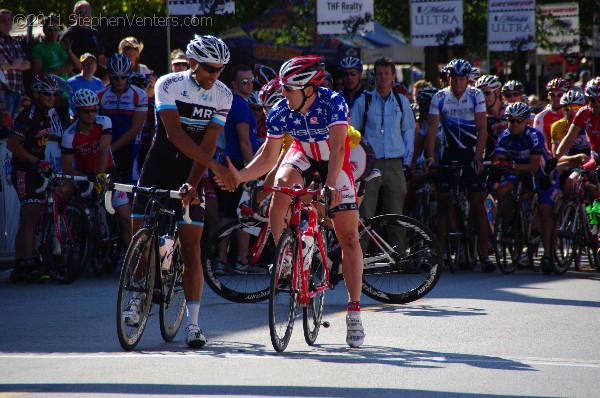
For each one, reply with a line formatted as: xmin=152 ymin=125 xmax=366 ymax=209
xmin=80 ymin=108 xmax=97 ymax=114
xmin=504 ymin=92 xmax=521 ymax=98
xmin=199 ymin=63 xmax=225 ymax=74
xmin=508 ymin=117 xmax=526 ymax=124
xmin=240 ymin=78 xmax=253 ymax=85
xmin=110 ymin=75 xmax=128 ymax=80
xmin=122 ymin=46 xmax=138 ymax=52
xmin=564 ymin=105 xmax=582 ymax=113
xmin=42 ymin=92 xmax=60 ymax=97
xmin=343 ymin=71 xmax=359 ymax=77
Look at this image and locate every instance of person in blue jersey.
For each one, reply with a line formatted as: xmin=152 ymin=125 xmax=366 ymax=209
xmin=223 ymin=55 xmax=367 ymax=348
xmin=67 ymin=53 xmax=105 ymax=118
xmin=129 ymin=35 xmax=238 ymax=349
xmin=424 ymin=59 xmax=492 ymax=271
xmin=492 ymin=102 xmax=558 ymax=273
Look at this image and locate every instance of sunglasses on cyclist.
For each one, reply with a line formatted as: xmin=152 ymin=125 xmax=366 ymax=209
xmin=343 ymin=71 xmax=359 ymax=77
xmin=508 ymin=117 xmax=526 ymax=124
xmin=283 ymin=84 xmax=306 ymax=92
xmin=42 ymin=92 xmax=60 ymax=97
xmin=199 ymin=63 xmax=225 ymax=74
xmin=110 ymin=75 xmax=128 ymax=81
xmin=564 ymin=105 xmax=582 ymax=113
xmin=504 ymin=92 xmax=521 ymax=99
xmin=240 ymin=78 xmax=253 ymax=85
xmin=80 ymin=108 xmax=97 ymax=114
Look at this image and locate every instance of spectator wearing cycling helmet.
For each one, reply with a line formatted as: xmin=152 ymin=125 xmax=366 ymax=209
xmin=493 ymin=101 xmax=557 ymax=272
xmin=6 ymin=74 xmax=64 ymax=283
xmin=67 ymin=53 xmax=105 ymax=118
xmin=97 ymin=53 xmax=148 ymax=184
xmin=133 ymin=34 xmax=236 ymax=349
xmin=476 ymin=75 xmax=507 ymax=161
xmin=555 ymin=77 xmax=600 ymax=173
xmin=252 ymin=64 xmax=277 ymax=91
xmin=534 ymin=77 xmax=570 ymax=150
xmin=338 ymin=56 xmax=365 ymax=110
xmin=425 ymin=58 xmax=493 ymax=271
xmin=61 ymin=88 xmax=132 ymax=247
xmin=350 ymin=56 xmax=416 ymax=226
xmin=226 ymin=54 xmax=367 ymax=348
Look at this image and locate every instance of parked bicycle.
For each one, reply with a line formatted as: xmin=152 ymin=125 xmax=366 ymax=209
xmin=85 ymin=190 xmax=123 ymax=276
xmin=35 ymin=172 xmax=93 ymax=284
xmin=552 ymin=166 xmax=599 ymax=274
xmin=105 ymin=178 xmax=190 ymax=351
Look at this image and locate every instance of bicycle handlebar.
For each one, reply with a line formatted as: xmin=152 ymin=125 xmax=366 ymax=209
xmin=104 ymin=180 xmax=191 ymax=224
xmin=35 ymin=172 xmax=94 ymax=197
xmin=557 ymin=166 xmax=595 ymax=175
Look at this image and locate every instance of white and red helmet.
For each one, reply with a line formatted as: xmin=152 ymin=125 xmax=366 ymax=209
xmin=546 ymin=77 xmax=570 ymax=93
xmin=32 ymin=74 xmax=58 ymax=92
xmin=259 ymin=78 xmax=283 ymax=107
xmin=279 ymin=55 xmax=325 ymax=89
xmin=585 ymin=77 xmax=600 ymax=98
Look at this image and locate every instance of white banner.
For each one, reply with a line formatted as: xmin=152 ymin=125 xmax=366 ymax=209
xmin=488 ymin=0 xmax=535 ymax=52
xmin=410 ymin=0 xmax=463 ymax=47
xmin=537 ymin=3 xmax=579 ymax=55
xmin=168 ymin=0 xmax=235 ymax=15
xmin=316 ymin=0 xmax=374 ymax=35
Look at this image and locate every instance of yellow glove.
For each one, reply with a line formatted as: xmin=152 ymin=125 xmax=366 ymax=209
xmin=347 ymin=125 xmax=362 ymax=149
xmin=94 ymin=172 xmax=107 ymax=194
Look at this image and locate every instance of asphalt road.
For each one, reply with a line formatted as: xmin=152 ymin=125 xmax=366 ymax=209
xmin=1 ymin=268 xmax=599 ymax=398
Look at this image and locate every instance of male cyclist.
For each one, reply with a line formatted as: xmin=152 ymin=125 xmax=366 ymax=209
xmin=226 ymin=55 xmax=367 ymax=348
xmin=60 ymin=88 xmax=132 ymax=246
xmin=551 ymin=90 xmax=589 ymax=165
xmin=97 ymin=53 xmax=147 ymax=183
xmin=6 ymin=75 xmax=63 ymax=282
xmin=534 ymin=78 xmax=570 ymax=150
xmin=475 ymin=75 xmax=506 ymax=161
xmin=424 ymin=59 xmax=492 ymax=272
xmin=131 ymin=35 xmax=237 ymax=348
xmin=492 ymin=102 xmax=558 ymax=272
xmin=338 ymin=56 xmax=365 ymax=111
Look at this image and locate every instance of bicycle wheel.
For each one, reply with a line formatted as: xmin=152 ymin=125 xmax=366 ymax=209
xmin=160 ymin=242 xmax=186 ymax=342
xmin=45 ymin=201 xmax=92 ymax=284
xmin=552 ymin=199 xmax=579 ymax=274
xmin=116 ymin=227 xmax=156 ymax=351
xmin=303 ymin=231 xmax=326 ymax=346
xmin=359 ymin=214 xmax=443 ymax=304
xmin=494 ymin=197 xmax=524 ymax=274
xmin=202 ymin=218 xmax=272 ymax=303
xmin=269 ymin=228 xmax=298 ymax=352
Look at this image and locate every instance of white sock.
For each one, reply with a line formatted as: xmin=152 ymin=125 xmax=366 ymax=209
xmin=186 ymin=302 xmax=200 ymax=328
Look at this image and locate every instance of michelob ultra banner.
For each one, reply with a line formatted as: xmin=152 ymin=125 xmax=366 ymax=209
xmin=316 ymin=0 xmax=374 ymax=34
xmin=488 ymin=0 xmax=535 ymax=52
xmin=537 ymin=2 xmax=579 ymax=55
xmin=410 ymin=0 xmax=463 ymax=46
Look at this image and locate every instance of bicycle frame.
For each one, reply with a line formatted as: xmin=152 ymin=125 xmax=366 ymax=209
xmin=262 ymin=185 xmax=332 ymax=306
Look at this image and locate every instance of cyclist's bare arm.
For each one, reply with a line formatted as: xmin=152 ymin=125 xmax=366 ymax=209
xmin=556 ymin=123 xmax=582 ymax=160
xmin=425 ymin=113 xmax=440 ymax=166
xmin=111 ymin=109 xmax=147 ymax=153
xmin=98 ymin=133 xmax=112 ymax=173
xmin=6 ymin=135 xmax=38 ymax=165
xmin=160 ymin=108 xmax=238 ymax=191
xmin=60 ymin=153 xmax=85 ymax=176
xmin=325 ymin=124 xmax=347 ymax=207
xmin=238 ymin=137 xmax=283 ymax=183
xmin=474 ymin=111 xmax=487 ymax=161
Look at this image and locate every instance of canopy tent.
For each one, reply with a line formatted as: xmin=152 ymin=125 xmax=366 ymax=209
xmin=336 ymin=22 xmax=424 ymax=65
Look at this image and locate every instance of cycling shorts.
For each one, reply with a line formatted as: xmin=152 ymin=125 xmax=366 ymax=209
xmin=436 ymin=153 xmax=486 ymax=193
xmin=12 ymin=166 xmax=45 ymax=206
xmin=277 ymin=146 xmax=358 ymax=212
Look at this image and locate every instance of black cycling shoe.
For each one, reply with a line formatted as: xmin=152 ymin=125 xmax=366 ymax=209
xmin=541 ymin=256 xmax=553 ymax=274
xmin=481 ymin=258 xmax=496 ymax=273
